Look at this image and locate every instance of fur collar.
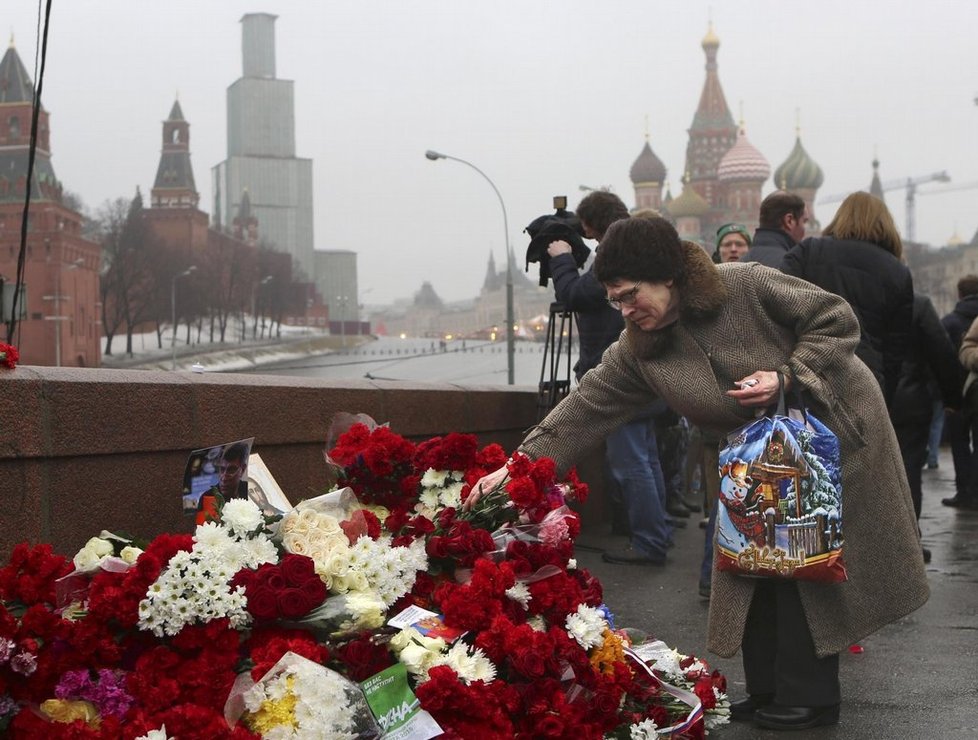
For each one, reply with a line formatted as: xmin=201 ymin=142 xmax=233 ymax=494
xmin=625 ymin=240 xmax=727 ymax=359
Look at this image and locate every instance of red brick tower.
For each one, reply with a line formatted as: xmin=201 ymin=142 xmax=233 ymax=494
xmin=0 ymin=38 xmax=101 ymax=366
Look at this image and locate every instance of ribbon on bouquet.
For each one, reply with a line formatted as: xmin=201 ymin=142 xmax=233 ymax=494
xmin=624 ymin=646 xmax=704 ymax=736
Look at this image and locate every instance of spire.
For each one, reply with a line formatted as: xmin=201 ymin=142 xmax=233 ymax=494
xmin=685 ymin=22 xmax=738 ymax=189
xmin=0 ymin=41 xmax=36 ymax=103
xmin=0 ymin=42 xmax=60 ymax=202
xmin=482 ymin=251 xmax=498 ymax=291
xmin=869 ymin=154 xmax=885 ymax=202
xmin=151 ymin=99 xmax=199 ymax=208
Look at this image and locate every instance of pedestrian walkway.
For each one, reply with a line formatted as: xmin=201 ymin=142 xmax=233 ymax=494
xmin=576 ymin=448 xmax=978 ymax=738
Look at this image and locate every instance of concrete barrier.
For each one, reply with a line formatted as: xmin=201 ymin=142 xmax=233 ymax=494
xmin=1 ymin=366 xmax=546 ymax=560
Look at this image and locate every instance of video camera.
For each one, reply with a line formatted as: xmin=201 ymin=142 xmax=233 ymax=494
xmin=524 ymin=196 xmax=591 ymax=287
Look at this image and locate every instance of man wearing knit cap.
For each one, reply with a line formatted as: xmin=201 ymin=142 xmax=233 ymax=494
xmin=742 ymin=191 xmax=807 ymax=267
xmin=714 ymin=222 xmax=752 ymax=263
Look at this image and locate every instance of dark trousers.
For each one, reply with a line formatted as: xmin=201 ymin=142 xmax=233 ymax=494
xmin=742 ymin=580 xmax=840 ymax=707
xmin=945 ymin=410 xmax=978 ymax=500
xmin=893 ymin=420 xmax=930 ymax=520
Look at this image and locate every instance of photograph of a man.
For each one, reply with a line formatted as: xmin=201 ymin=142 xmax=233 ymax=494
xmin=181 ymin=437 xmax=255 ymax=521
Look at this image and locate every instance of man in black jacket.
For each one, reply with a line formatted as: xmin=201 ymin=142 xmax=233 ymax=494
xmin=892 ymin=294 xmax=963 ymax=535
xmin=741 ymin=191 xmax=807 ymax=267
xmin=547 ymin=191 xmax=675 ymax=564
xmin=940 ymin=275 xmax=978 ymax=509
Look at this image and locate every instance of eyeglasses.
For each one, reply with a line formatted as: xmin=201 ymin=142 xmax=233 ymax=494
xmin=606 ymin=282 xmax=642 ymax=310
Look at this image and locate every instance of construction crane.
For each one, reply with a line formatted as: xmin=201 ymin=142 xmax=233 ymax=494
xmin=819 ymin=170 xmax=950 ymax=242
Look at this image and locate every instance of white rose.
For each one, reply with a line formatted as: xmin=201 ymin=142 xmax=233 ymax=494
xmin=120 ymin=546 xmax=143 ymax=565
xmin=85 ymin=537 xmax=114 ymax=558
xmin=72 ymin=546 xmax=102 ymax=572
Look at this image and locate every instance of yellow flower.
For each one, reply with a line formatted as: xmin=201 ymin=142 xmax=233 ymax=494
xmin=40 ymin=699 xmax=101 ymax=726
xmin=246 ymin=676 xmax=299 ymax=734
xmin=589 ymin=628 xmax=626 ymax=676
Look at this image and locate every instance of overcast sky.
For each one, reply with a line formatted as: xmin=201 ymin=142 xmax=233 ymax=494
xmin=8 ymin=0 xmax=978 ymax=304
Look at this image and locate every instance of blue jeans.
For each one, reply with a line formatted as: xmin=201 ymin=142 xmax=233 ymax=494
xmin=927 ymin=401 xmax=944 ymax=466
xmin=605 ymin=418 xmax=672 ymax=559
xmin=700 ymin=500 xmax=718 ymax=586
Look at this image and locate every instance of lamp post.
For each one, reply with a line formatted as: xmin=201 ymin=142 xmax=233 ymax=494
xmin=335 ymin=295 xmax=350 ymax=349
xmin=171 ymin=265 xmax=197 ymax=370
xmin=43 ymin=256 xmax=84 ymax=367
xmin=425 ymin=149 xmax=515 ymax=384
xmin=252 ymin=275 xmax=273 ymax=339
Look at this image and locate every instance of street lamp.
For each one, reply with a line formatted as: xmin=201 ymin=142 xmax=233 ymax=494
xmin=171 ymin=265 xmax=197 ymax=370
xmin=425 ymin=149 xmax=515 ymax=384
xmin=43 ymin=256 xmax=84 ymax=367
xmin=252 ymin=275 xmax=273 ymax=339
xmin=335 ymin=295 xmax=350 ymax=349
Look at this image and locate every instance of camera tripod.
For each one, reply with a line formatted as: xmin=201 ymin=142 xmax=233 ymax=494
xmin=537 ymin=301 xmax=574 ymax=420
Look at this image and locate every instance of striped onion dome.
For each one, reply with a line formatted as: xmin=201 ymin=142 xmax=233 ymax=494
xmin=774 ymin=136 xmax=824 ymax=190
xmin=668 ymin=175 xmax=710 ymax=218
xmin=630 ymin=140 xmax=667 ymax=184
xmin=717 ymin=127 xmax=770 ymax=183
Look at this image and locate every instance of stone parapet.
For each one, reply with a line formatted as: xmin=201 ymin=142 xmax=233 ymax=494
xmin=1 ymin=367 xmax=542 ymax=559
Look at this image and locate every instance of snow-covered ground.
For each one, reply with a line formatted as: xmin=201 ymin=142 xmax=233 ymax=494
xmin=102 ymin=327 xmax=574 ymax=388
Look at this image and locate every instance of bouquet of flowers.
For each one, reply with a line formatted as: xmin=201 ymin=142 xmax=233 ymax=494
xmin=0 ymin=418 xmax=728 ymax=739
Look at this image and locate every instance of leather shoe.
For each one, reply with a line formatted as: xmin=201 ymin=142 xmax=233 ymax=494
xmin=729 ymin=693 xmax=773 ymax=721
xmin=754 ymin=703 xmax=840 ymax=730
xmin=667 ymin=516 xmax=688 ymax=529
xmin=942 ymin=495 xmax=978 ymax=510
xmin=666 ymin=501 xmax=692 ymax=518
xmin=601 ymin=546 xmax=666 ymax=566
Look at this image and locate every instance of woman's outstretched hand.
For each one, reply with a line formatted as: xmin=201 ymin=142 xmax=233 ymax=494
xmin=724 ymin=370 xmax=787 ymax=407
xmin=463 ymin=465 xmax=509 ymax=511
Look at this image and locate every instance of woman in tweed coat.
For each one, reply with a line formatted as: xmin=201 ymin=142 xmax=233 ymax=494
xmin=471 ymin=216 xmax=928 ymax=731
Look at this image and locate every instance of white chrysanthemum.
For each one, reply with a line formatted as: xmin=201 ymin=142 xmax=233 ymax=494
xmin=240 ymin=536 xmax=278 ymax=568
xmin=134 ymin=727 xmax=174 ymax=740
xmin=221 ymin=498 xmax=264 ymax=534
xmin=421 ymin=468 xmax=449 ymax=487
xmin=434 ymin=642 xmax=496 ymax=685
xmin=505 ymin=581 xmax=531 ymax=609
xmin=565 ymin=604 xmax=607 ymax=650
xmin=567 ymin=558 xmax=577 ymax=570
xmin=629 ymin=718 xmax=660 ymax=739
xmin=194 ymin=521 xmax=231 ymax=549
xmin=438 ymin=481 xmax=465 ymax=509
xmin=418 ymin=488 xmax=440 ymax=511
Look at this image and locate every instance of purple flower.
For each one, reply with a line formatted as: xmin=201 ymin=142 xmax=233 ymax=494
xmin=56 ymin=669 xmax=94 ymax=699
xmin=10 ymin=651 xmax=37 ymax=676
xmin=0 ymin=637 xmax=15 ymax=664
xmin=0 ymin=694 xmax=17 ymax=716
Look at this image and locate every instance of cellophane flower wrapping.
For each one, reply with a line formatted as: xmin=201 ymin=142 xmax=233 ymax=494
xmin=0 ymin=417 xmax=727 ymax=739
xmin=225 ymin=650 xmax=381 ymax=739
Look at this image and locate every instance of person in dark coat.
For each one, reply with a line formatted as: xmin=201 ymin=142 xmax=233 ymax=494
xmin=548 ymin=191 xmax=675 ymax=563
xmin=941 ymin=274 xmax=978 ymax=508
xmin=741 ymin=191 xmax=807 ymax=267
xmin=781 ymin=191 xmax=913 ymax=407
xmin=890 ymin=293 xmax=963 ymax=542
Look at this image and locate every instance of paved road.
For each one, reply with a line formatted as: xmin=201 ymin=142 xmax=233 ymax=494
xmin=575 ymin=449 xmax=978 ymax=739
